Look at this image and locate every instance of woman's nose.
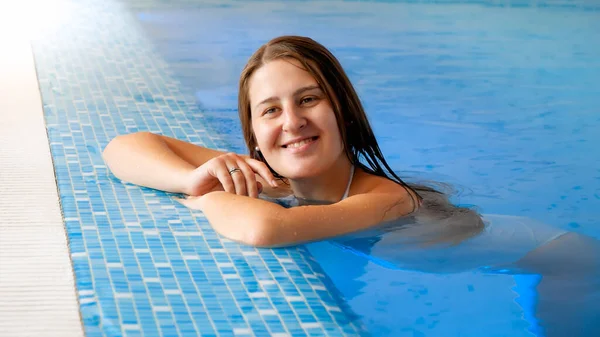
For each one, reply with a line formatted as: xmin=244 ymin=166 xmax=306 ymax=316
xmin=282 ymin=104 xmax=306 ymax=131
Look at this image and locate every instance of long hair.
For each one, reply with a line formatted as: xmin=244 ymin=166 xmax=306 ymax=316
xmin=238 ymin=36 xmax=484 ymax=242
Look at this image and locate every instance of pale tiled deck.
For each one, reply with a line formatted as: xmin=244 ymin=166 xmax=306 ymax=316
xmin=0 ymin=2 xmax=83 ymax=336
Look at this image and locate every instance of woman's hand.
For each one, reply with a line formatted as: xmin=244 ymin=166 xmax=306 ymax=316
xmin=184 ymin=153 xmax=278 ymax=198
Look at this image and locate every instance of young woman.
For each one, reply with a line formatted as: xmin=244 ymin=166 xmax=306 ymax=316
xmin=103 ymin=36 xmax=599 ymax=336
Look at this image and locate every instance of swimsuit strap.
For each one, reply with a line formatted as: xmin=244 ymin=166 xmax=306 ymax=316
xmin=341 ymin=165 xmax=355 ymax=200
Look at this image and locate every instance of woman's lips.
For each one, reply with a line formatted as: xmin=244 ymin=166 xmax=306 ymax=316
xmin=282 ymin=136 xmax=319 ymax=153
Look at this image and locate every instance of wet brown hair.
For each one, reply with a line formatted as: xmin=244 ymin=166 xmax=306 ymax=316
xmin=238 ymin=35 xmax=425 ymax=207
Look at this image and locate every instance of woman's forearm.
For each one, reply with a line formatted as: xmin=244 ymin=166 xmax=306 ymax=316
xmin=102 ymin=132 xmax=196 ymax=194
xmin=194 ymin=190 xmax=411 ymax=248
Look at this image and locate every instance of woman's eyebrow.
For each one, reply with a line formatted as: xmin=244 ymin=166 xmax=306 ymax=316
xmin=293 ymin=84 xmax=321 ymax=97
xmin=254 ymin=84 xmax=321 ymax=110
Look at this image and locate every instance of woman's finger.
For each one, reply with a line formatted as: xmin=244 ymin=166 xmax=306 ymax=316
xmin=236 ymin=159 xmax=259 ymax=198
xmin=245 ymin=158 xmax=278 ymax=187
xmin=212 ymin=158 xmax=236 ymax=194
xmin=225 ymin=158 xmax=248 ymax=196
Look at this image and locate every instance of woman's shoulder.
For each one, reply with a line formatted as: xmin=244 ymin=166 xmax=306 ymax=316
xmin=352 ymin=168 xmax=421 ymax=214
xmin=353 ymin=169 xmax=414 ymax=196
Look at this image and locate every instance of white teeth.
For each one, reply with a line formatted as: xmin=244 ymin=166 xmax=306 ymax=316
xmin=287 ymin=138 xmax=314 ymax=148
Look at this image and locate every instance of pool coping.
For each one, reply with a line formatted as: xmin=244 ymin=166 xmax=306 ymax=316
xmin=0 ymin=4 xmax=84 ymax=336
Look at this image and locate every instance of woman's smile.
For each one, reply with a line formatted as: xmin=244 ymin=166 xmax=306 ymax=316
xmin=281 ymin=136 xmax=319 ymax=152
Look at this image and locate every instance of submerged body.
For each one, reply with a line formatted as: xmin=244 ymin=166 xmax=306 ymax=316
xmin=338 ymin=213 xmax=568 ymax=274
xmin=266 ymin=192 xmax=600 ymax=336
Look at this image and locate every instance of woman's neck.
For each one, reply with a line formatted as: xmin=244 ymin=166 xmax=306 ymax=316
xmin=289 ymin=157 xmax=354 ymax=203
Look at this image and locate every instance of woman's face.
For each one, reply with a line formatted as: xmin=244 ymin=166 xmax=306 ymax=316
xmin=248 ymin=58 xmax=345 ymax=179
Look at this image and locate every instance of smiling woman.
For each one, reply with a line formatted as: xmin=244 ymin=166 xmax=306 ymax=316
xmin=102 ymin=35 xmax=439 ymax=248
xmin=102 ymin=35 xmax=600 ymax=336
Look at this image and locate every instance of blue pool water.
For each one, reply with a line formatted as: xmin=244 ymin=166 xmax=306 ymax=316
xmin=131 ymin=0 xmax=600 ymax=336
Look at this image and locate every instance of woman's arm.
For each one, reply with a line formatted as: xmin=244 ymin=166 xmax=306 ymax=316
xmin=102 ymin=132 xmax=224 ymax=194
xmin=103 ymin=132 xmax=282 ymax=197
xmin=181 ymin=189 xmax=413 ymax=247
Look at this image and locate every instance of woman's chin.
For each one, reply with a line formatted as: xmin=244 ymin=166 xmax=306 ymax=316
xmin=276 ymin=165 xmax=324 ymax=181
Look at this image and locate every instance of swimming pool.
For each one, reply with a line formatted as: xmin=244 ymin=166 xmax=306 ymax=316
xmin=32 ymin=0 xmax=599 ymax=336
xmin=131 ymin=0 xmax=600 ymax=335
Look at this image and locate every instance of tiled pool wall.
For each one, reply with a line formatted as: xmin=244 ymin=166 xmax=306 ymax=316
xmin=32 ymin=0 xmax=368 ymax=336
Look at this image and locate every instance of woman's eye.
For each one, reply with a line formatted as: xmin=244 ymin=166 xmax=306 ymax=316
xmin=301 ymin=96 xmax=316 ymax=105
xmin=263 ymin=107 xmax=277 ymax=116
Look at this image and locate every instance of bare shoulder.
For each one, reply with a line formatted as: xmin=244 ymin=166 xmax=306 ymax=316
xmin=351 ymin=168 xmax=418 ymax=204
xmin=321 ymin=168 xmax=419 ymax=223
xmin=352 ymin=168 xmax=401 ymax=193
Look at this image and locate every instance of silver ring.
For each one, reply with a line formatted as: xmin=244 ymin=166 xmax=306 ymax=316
xmin=228 ymin=168 xmax=242 ymax=175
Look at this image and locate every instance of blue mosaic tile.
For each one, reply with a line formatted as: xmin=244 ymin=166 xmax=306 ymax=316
xmin=31 ymin=0 xmax=369 ymax=336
